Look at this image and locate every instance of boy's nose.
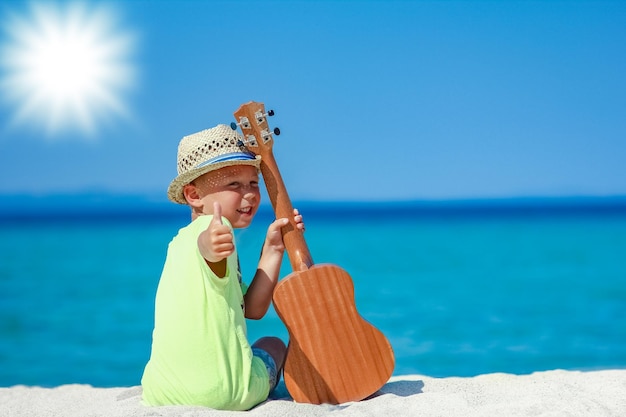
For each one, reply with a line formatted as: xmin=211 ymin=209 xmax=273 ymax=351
xmin=243 ymin=189 xmax=257 ymax=199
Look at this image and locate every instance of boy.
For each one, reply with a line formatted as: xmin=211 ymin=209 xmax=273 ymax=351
xmin=141 ymin=124 xmax=303 ymax=410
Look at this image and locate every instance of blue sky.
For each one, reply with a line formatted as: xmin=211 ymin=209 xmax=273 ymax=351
xmin=0 ymin=0 xmax=625 ymax=202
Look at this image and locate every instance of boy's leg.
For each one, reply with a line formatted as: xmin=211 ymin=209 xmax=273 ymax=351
xmin=252 ymin=337 xmax=286 ymax=391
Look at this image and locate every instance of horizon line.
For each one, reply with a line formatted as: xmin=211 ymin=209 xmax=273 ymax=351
xmin=1 ymin=190 xmax=626 ymax=204
xmin=2 ymin=193 xmax=626 ymax=220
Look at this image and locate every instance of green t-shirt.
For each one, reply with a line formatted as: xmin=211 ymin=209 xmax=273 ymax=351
xmin=141 ymin=215 xmax=269 ymax=410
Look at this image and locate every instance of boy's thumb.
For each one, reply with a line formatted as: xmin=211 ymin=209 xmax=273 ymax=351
xmin=212 ymin=201 xmax=223 ymax=225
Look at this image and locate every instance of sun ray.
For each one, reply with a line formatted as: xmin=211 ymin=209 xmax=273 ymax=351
xmin=0 ymin=1 xmax=136 ymax=138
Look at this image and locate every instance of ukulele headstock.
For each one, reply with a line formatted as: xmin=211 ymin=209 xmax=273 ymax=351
xmin=232 ymin=101 xmax=280 ymax=160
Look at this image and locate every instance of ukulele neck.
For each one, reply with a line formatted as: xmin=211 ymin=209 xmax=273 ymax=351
xmin=233 ymin=101 xmax=314 ymax=272
xmin=260 ymin=150 xmax=314 ymax=272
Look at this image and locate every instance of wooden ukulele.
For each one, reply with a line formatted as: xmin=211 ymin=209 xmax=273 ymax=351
xmin=233 ymin=101 xmax=394 ymax=404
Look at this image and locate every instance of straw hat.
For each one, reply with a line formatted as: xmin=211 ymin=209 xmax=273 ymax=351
xmin=167 ymin=124 xmax=261 ymax=204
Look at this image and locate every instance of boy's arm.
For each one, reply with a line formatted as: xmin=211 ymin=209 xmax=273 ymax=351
xmin=244 ymin=209 xmax=304 ymax=319
xmin=244 ymin=218 xmax=289 ymax=319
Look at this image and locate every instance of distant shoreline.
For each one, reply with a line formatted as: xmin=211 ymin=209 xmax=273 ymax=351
xmin=3 ymin=193 xmax=626 ymax=221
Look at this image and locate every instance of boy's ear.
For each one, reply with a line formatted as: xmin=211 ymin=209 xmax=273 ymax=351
xmin=183 ymin=183 xmax=202 ymax=208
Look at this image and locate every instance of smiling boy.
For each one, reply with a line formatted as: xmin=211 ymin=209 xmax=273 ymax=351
xmin=141 ymin=124 xmax=302 ymax=410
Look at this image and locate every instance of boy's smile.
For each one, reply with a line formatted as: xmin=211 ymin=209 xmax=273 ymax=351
xmin=237 ymin=206 xmax=253 ymax=215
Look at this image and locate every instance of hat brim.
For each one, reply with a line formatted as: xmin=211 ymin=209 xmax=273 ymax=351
xmin=167 ymin=155 xmax=262 ymax=204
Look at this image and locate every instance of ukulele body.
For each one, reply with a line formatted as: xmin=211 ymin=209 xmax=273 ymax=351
xmin=273 ymin=264 xmax=394 ymax=404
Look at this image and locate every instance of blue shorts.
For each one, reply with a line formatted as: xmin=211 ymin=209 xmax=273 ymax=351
xmin=252 ymin=347 xmax=278 ymax=391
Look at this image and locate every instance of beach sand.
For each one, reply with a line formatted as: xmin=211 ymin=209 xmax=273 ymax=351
xmin=1 ymin=370 xmax=624 ymax=416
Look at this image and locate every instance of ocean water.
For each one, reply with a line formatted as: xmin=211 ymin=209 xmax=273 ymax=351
xmin=1 ymin=198 xmax=625 ymax=387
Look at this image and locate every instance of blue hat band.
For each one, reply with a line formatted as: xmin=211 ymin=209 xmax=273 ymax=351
xmin=194 ymin=152 xmax=256 ymax=170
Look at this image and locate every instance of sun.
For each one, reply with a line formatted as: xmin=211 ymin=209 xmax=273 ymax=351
xmin=0 ymin=1 xmax=136 ymax=138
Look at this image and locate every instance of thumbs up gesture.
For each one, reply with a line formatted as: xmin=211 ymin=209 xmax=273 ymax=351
xmin=198 ymin=201 xmax=235 ymax=264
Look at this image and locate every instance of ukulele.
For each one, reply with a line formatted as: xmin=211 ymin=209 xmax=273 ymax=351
xmin=233 ymin=101 xmax=395 ymax=404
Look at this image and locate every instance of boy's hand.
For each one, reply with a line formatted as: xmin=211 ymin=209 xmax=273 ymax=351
xmin=293 ymin=208 xmax=305 ymax=231
xmin=264 ymin=208 xmax=305 ymax=253
xmin=199 ymin=201 xmax=234 ymax=263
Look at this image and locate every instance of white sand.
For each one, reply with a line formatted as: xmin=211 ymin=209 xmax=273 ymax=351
xmin=1 ymin=370 xmax=625 ymax=417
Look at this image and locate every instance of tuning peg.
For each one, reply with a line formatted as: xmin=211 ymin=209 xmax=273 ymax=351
xmin=232 ymin=117 xmax=251 ymax=130
xmin=259 ymin=126 xmax=283 ymax=143
xmin=254 ymin=109 xmax=278 ymax=124
xmin=256 ymin=110 xmax=275 ymax=118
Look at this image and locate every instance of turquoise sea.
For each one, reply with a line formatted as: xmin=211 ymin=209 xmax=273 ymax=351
xmin=1 ymin=196 xmax=625 ymax=387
